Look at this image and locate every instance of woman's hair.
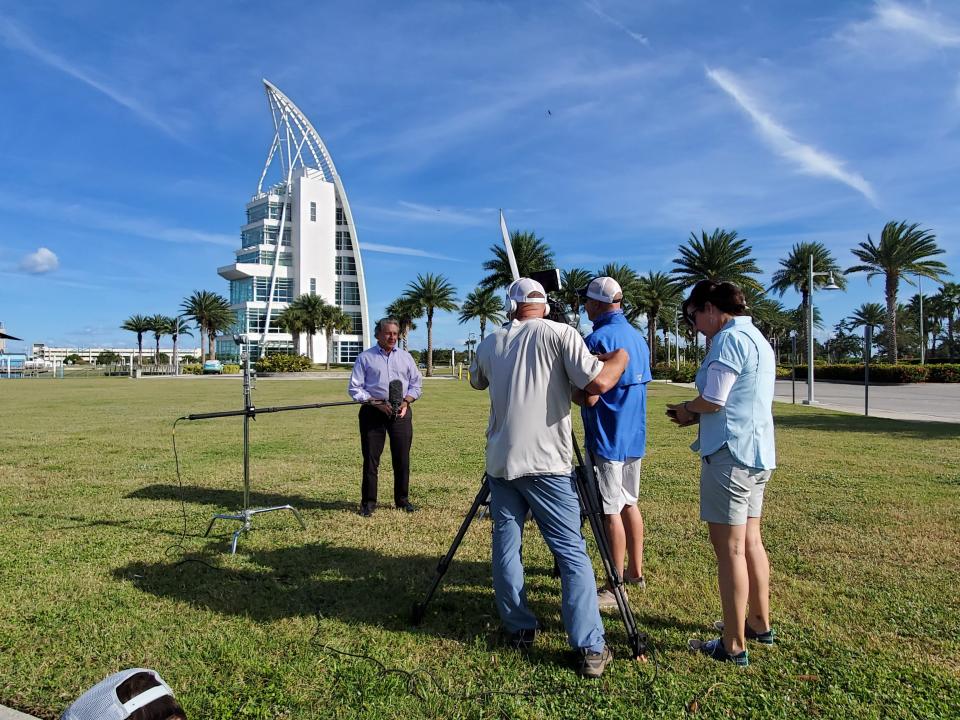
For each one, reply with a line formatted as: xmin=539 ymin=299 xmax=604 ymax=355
xmin=682 ymin=280 xmax=748 ymax=325
xmin=116 ymin=672 xmax=187 ymax=720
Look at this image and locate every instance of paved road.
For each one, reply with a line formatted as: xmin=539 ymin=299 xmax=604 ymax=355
xmin=774 ymin=379 xmax=960 ymax=424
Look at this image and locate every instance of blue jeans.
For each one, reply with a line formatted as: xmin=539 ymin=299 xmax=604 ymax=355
xmin=488 ymin=473 xmax=606 ymax=653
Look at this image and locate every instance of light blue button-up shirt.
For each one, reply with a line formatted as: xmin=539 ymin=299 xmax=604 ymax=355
xmin=348 ymin=344 xmax=422 ymax=403
xmin=693 ymin=316 xmax=776 ymax=470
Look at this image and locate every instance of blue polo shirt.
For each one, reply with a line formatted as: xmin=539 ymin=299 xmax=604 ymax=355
xmin=693 ymin=316 xmax=776 ymax=470
xmin=581 ymin=311 xmax=652 ymax=460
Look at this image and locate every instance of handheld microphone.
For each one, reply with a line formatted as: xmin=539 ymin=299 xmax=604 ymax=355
xmin=388 ymin=379 xmax=403 ymax=420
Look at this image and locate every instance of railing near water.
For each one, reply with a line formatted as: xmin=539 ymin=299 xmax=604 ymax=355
xmin=1 ymin=364 xmax=181 ymax=379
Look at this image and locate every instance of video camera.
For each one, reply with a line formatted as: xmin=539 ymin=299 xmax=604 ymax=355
xmin=527 ymin=268 xmax=580 ymax=329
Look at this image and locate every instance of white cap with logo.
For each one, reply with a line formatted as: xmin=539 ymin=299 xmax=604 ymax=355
xmin=578 ymin=276 xmax=623 ymax=303
xmin=507 ymin=278 xmax=548 ymax=304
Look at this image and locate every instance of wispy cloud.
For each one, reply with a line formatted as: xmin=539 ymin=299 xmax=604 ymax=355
xmin=362 ymin=201 xmax=490 ymax=227
xmin=582 ymin=2 xmax=649 ymax=46
xmin=865 ymin=1 xmax=960 ymax=47
xmin=360 ymin=242 xmax=463 ymax=262
xmin=0 ymin=192 xmax=235 ymax=247
xmin=0 ymin=19 xmax=182 ymax=139
xmin=19 ymin=247 xmax=59 ymax=274
xmin=705 ymin=67 xmax=878 ymax=206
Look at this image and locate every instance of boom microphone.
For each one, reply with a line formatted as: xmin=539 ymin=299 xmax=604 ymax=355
xmin=388 ymin=379 xmax=403 ymax=419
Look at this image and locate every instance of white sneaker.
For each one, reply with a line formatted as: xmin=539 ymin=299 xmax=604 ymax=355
xmin=596 ymin=587 xmax=624 ymax=609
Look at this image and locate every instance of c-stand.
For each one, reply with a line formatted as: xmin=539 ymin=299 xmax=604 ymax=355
xmin=411 ymin=433 xmax=650 ymax=660
xmin=183 ymin=340 xmax=358 ymax=553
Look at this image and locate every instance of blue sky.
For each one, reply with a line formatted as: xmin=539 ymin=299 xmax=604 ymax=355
xmin=1 ymin=0 xmax=958 ymax=354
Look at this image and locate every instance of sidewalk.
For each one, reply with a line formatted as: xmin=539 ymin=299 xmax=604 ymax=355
xmin=774 ymin=379 xmax=960 ymax=424
xmin=0 ymin=705 xmax=38 ymax=720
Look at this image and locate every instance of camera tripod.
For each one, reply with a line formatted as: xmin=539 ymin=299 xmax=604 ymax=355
xmin=411 ymin=434 xmax=650 ymax=660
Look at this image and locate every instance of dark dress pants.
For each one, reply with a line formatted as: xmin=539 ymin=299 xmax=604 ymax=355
xmin=359 ymin=404 xmax=413 ymax=507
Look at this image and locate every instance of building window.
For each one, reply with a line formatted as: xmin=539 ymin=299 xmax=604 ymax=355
xmin=335 ymin=281 xmax=360 ymax=306
xmin=245 ymin=308 xmax=287 ymax=334
xmin=310 ymin=201 xmax=317 ymax=222
xmin=334 ymin=340 xmax=363 ymax=363
xmin=344 ymin=311 xmax=363 ymax=334
xmin=230 ymin=279 xmax=253 ymax=305
xmin=335 ymin=231 xmax=352 ymax=251
xmin=251 ymin=277 xmax=293 ymax=303
xmin=335 ymin=256 xmax=357 ymax=276
xmin=336 ymin=207 xmax=345 ymax=225
xmin=310 ymin=278 xmax=317 ymax=296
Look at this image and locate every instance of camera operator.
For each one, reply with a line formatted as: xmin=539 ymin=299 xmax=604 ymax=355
xmin=571 ymin=277 xmax=652 ymax=609
xmin=468 ymin=278 xmax=628 ymax=678
xmin=348 ymin=317 xmax=422 ymax=517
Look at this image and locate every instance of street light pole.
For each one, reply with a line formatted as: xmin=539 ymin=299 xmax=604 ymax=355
xmin=918 ymin=273 xmax=925 ymax=365
xmin=804 ymin=253 xmax=840 ymax=405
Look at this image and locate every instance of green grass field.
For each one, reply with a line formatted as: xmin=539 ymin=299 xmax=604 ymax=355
xmin=1 ymin=378 xmax=958 ymax=719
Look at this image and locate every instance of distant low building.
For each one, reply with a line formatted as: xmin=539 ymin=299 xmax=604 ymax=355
xmin=30 ymin=344 xmax=202 ymax=364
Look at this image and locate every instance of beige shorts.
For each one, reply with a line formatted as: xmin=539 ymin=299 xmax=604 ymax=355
xmin=594 ymin=455 xmax=642 ymax=514
xmin=699 ymin=445 xmax=771 ymax=525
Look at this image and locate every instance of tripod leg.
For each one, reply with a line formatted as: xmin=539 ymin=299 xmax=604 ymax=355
xmin=411 ymin=478 xmax=490 ymax=625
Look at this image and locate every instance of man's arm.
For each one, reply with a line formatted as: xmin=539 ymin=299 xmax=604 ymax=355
xmin=583 ymin=349 xmax=628 ymax=395
xmin=347 ymin=355 xmax=371 ymax=402
xmin=571 ymin=388 xmax=600 ymax=407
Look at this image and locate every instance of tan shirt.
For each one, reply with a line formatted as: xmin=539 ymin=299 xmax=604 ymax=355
xmin=469 ymin=318 xmax=602 ymax=480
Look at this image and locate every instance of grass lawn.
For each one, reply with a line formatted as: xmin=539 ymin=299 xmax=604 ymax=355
xmin=1 ymin=377 xmax=958 ymax=719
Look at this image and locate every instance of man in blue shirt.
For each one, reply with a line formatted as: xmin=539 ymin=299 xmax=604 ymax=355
xmin=573 ymin=277 xmax=652 ymax=608
xmin=348 ymin=317 xmax=423 ymax=517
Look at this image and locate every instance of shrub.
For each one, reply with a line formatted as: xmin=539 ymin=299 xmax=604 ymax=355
xmin=222 ymin=364 xmax=241 ymax=374
xmin=790 ymin=363 xmax=929 ymax=383
xmin=927 ymin=364 xmax=960 ymax=383
xmin=254 ymin=354 xmax=312 ymax=373
xmin=180 ymin=364 xmax=202 ymax=375
xmin=651 ymin=362 xmax=672 ymax=380
xmin=776 ymin=366 xmax=792 ymax=378
xmin=869 ymin=364 xmax=928 ymax=383
xmin=669 ymin=363 xmax=697 ymax=383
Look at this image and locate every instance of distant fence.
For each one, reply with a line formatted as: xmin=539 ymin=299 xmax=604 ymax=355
xmin=1 ymin=363 xmax=181 ymax=379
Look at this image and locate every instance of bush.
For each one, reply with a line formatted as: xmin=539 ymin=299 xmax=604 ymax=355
xmin=222 ymin=364 xmax=241 ymax=374
xmin=254 ymin=354 xmax=313 ymax=373
xmin=790 ymin=363 xmax=929 ymax=383
xmin=180 ymin=364 xmax=202 ymax=375
xmin=925 ymin=364 xmax=960 ymax=383
xmin=669 ymin=363 xmax=697 ymax=383
xmin=651 ymin=362 xmax=672 ymax=380
xmin=776 ymin=366 xmax=792 ymax=378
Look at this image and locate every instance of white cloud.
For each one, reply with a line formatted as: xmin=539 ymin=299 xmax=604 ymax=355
xmin=705 ymin=67 xmax=878 ymax=206
xmin=19 ymin=247 xmax=59 ymax=274
xmin=839 ymin=1 xmax=960 ymax=51
xmin=582 ymin=2 xmax=649 ymax=46
xmin=361 ymin=243 xmax=462 ymax=262
xmin=0 ymin=19 xmax=182 ymax=140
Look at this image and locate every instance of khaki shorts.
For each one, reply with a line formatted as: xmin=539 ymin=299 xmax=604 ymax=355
xmin=699 ymin=445 xmax=771 ymax=525
xmin=594 ymin=455 xmax=642 ymax=514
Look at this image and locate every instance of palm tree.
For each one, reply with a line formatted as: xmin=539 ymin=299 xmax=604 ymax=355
xmin=403 ymin=273 xmax=459 ymax=376
xmin=458 ymin=286 xmax=504 ymax=340
xmin=846 ymin=221 xmax=950 ymax=362
xmin=385 ymin=297 xmax=422 ymax=350
xmin=637 ymin=272 xmax=681 ymax=358
xmin=166 ymin=316 xmax=193 ymax=373
xmin=481 ymin=230 xmax=555 ymax=290
xmin=769 ymin=241 xmax=847 ymax=366
xmin=319 ymin=303 xmax=353 ymax=370
xmin=121 ymin=314 xmax=151 ymax=366
xmin=289 ymin=294 xmax=328 ymax=362
xmin=935 ymin=281 xmax=960 ymax=355
xmin=846 ymin=302 xmax=884 ymax=358
xmin=147 ymin=314 xmax=169 ymax=364
xmin=671 ymin=228 xmax=764 ymax=295
xmin=181 ymin=290 xmax=232 ymax=361
xmin=275 ymin=306 xmax=308 ymax=355
xmin=597 ymin=262 xmax=644 ymax=324
xmin=559 ymin=268 xmax=593 ymax=316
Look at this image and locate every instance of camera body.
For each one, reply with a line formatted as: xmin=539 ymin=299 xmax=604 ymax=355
xmin=528 ymin=269 xmax=580 ymax=328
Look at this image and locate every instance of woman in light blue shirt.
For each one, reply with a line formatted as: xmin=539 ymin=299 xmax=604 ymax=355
xmin=667 ymin=280 xmax=777 ymax=667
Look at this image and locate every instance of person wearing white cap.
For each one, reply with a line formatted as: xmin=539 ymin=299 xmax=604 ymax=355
xmin=573 ymin=277 xmax=652 ymax=609
xmin=468 ymin=278 xmax=629 ymax=678
xmin=61 ymin=668 xmax=185 ymax=720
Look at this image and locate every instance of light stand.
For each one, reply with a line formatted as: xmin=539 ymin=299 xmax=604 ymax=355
xmin=188 ymin=336 xmax=358 ymax=553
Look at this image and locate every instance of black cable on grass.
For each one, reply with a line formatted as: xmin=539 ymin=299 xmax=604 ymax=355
xmin=165 ymin=417 xmax=660 ymax=697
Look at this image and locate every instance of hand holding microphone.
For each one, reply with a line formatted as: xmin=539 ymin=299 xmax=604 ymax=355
xmin=388 ymin=379 xmax=404 ymax=420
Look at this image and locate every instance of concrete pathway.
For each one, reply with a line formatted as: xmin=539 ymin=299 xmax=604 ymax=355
xmin=774 ymin=379 xmax=960 ymax=424
xmin=0 ymin=705 xmax=38 ymax=720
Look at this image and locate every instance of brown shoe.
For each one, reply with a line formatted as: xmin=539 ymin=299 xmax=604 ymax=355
xmin=578 ymin=645 xmax=613 ymax=678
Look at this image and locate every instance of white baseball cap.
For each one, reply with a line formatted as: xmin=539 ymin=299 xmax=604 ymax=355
xmin=507 ymin=278 xmax=548 ymax=304
xmin=62 ymin=668 xmax=176 ymax=720
xmin=578 ymin=276 xmax=623 ymax=303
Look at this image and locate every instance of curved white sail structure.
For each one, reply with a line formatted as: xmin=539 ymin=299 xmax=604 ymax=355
xmin=218 ymin=79 xmax=371 ymax=361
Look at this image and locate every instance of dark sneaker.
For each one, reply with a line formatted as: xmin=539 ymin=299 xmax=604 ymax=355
xmin=578 ymin=645 xmax=613 ymax=678
xmin=713 ymin=620 xmax=776 ymax=645
xmin=507 ymin=627 xmax=536 ymax=650
xmin=688 ymin=637 xmax=748 ymax=666
xmin=359 ymin=503 xmax=375 ymax=517
xmin=625 ymin=575 xmax=647 ymax=590
xmin=396 ymin=502 xmax=418 ymax=513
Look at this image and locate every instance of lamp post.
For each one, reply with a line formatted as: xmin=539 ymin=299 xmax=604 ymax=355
xmin=675 ymin=308 xmax=680 ymax=370
xmin=918 ymin=273 xmax=925 ymax=365
xmin=804 ymin=253 xmax=840 ymax=405
xmin=466 ymin=332 xmax=476 ymax=365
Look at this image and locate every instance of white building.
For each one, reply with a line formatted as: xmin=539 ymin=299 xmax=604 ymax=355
xmin=31 ymin=343 xmax=201 ymax=364
xmin=217 ymin=80 xmax=370 ymax=362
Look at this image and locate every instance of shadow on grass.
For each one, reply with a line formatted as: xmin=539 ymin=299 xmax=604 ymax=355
xmin=126 ymin=483 xmax=356 ymax=512
xmin=775 ymin=412 xmax=960 ymax=439
xmin=114 ymin=541 xmax=504 ymax=643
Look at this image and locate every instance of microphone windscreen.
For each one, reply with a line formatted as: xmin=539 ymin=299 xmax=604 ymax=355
xmin=388 ymin=379 xmax=403 ymax=405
